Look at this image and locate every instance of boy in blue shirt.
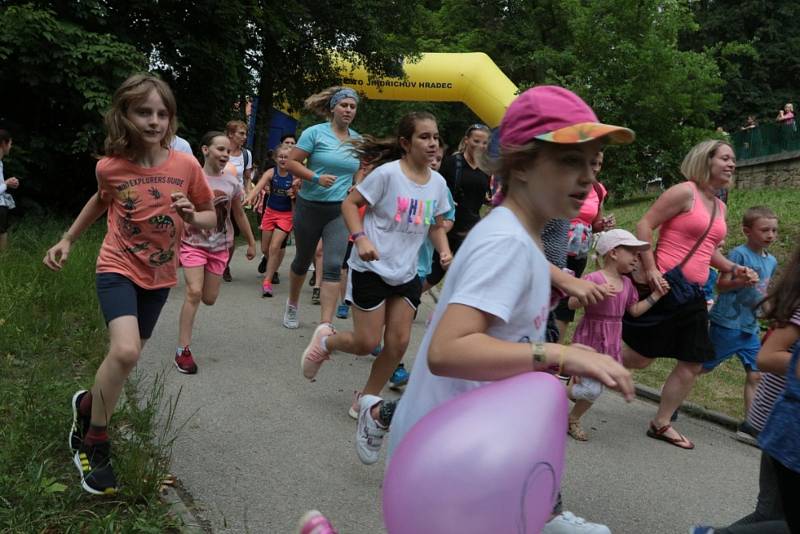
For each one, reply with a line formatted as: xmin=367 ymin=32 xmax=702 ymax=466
xmin=706 ymin=206 xmax=778 ymax=422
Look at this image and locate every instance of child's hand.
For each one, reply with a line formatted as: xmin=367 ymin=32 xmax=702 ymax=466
xmin=733 ymin=265 xmax=759 ymax=286
xmin=646 ymin=269 xmax=670 ymax=294
xmin=565 ymin=278 xmax=612 ymax=307
xmin=43 ymin=239 xmax=71 ymax=271
xmin=439 ymin=249 xmax=453 ymax=270
xmin=356 ymin=237 xmax=379 ymax=261
xmin=564 ymin=345 xmax=635 ymax=401
xmin=246 ymin=243 xmax=256 ymax=260
xmin=653 ymin=284 xmax=669 ymax=297
xmin=171 ymin=192 xmax=196 ymax=223
xmin=5 ymin=177 xmax=19 ymax=189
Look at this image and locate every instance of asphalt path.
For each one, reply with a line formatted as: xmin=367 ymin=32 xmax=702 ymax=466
xmin=137 ymin=245 xmax=761 ymax=533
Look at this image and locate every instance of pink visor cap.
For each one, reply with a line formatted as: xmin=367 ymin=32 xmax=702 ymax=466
xmin=500 ymin=86 xmax=635 ymax=147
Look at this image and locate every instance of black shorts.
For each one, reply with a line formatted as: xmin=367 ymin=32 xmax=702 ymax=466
xmin=96 ymin=273 xmax=170 ymax=339
xmin=622 ymin=295 xmax=714 ymax=362
xmin=346 ymin=269 xmax=422 ymax=311
xmin=0 ymin=206 xmax=9 ymax=233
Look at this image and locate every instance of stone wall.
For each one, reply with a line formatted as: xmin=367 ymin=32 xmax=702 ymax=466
xmin=735 ymin=150 xmax=800 ymax=189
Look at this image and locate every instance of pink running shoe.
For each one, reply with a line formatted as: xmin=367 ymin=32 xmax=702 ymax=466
xmin=296 ymin=510 xmax=337 ymax=534
xmin=301 ymin=323 xmax=334 ymax=380
xmin=262 ymin=280 xmax=273 ymax=298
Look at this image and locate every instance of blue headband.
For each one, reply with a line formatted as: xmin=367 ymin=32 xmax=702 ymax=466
xmin=330 ymin=88 xmax=359 ymax=110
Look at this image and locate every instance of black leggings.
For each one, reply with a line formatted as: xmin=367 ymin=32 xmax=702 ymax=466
xmin=772 ymin=455 xmax=800 ymax=532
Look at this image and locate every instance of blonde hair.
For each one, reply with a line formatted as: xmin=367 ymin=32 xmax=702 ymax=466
xmin=304 ymin=86 xmax=348 ymax=119
xmin=679 ymin=139 xmax=733 ymax=186
xmin=104 ymin=73 xmax=177 ymax=158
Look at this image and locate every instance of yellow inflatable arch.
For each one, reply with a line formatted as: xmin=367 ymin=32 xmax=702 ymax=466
xmin=337 ymin=52 xmax=518 ymax=128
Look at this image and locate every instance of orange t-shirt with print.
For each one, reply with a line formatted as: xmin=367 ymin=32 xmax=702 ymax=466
xmin=95 ymin=150 xmax=213 ymax=289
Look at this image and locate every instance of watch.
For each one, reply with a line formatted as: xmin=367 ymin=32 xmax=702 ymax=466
xmin=531 ymin=342 xmax=547 ymax=368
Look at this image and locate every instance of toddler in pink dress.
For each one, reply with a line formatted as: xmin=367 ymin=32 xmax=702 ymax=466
xmin=566 ymin=229 xmax=668 ymax=440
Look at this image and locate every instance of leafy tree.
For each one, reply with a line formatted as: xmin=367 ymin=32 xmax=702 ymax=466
xmin=247 ymin=0 xmax=427 ymax=165
xmin=0 ymin=4 xmax=146 ymax=208
xmin=416 ymin=0 xmax=724 ymax=198
xmin=685 ymin=0 xmax=800 ymax=130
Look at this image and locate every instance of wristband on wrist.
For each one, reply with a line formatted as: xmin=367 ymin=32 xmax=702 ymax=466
xmin=646 ymin=294 xmax=658 ymax=306
xmin=558 ymin=344 xmax=567 ymax=376
xmin=350 ymin=231 xmax=366 ymax=242
xmin=530 ymin=342 xmax=546 ymax=371
xmin=311 ymin=173 xmax=321 ymax=184
xmin=62 ymin=231 xmax=74 ymax=243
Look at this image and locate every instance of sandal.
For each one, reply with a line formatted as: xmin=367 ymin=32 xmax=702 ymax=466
xmin=568 ymin=419 xmax=588 ymax=441
xmin=646 ymin=422 xmax=694 ymax=450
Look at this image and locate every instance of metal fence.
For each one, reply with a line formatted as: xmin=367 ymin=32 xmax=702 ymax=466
xmin=731 ymin=121 xmax=800 ymax=161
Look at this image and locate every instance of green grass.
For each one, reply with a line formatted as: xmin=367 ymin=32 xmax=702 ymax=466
xmin=577 ymin=187 xmax=800 ymax=419
xmin=0 ymin=218 xmax=181 ymax=532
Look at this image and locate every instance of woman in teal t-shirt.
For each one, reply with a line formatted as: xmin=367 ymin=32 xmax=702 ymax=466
xmin=284 ymin=86 xmax=362 ymax=330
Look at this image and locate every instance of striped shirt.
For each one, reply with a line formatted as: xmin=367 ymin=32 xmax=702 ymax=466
xmin=542 ymin=219 xmax=569 ymax=269
xmin=746 ymin=307 xmax=800 ymax=431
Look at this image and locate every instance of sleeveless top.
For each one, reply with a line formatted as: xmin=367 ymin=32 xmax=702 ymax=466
xmin=759 ymin=341 xmax=800 ymax=473
xmin=656 ymin=181 xmax=726 ymax=285
xmin=266 ymin=167 xmax=294 ymax=212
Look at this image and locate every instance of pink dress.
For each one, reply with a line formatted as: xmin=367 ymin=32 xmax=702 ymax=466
xmin=572 ymin=271 xmax=639 ymax=362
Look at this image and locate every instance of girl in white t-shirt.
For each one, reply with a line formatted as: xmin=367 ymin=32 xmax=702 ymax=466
xmin=299 ymin=111 xmax=453 ymax=417
xmin=381 ymin=87 xmax=637 ymax=530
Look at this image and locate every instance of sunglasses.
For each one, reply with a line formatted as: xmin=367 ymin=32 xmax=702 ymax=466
xmin=465 ymin=123 xmax=490 ymax=136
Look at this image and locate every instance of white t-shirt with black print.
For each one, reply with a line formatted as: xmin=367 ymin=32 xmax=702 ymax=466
xmin=388 ymin=207 xmax=551 ymax=458
xmin=349 ymin=160 xmax=451 ymax=286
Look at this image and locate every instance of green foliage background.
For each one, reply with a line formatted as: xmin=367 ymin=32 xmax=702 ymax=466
xmin=2 ymin=0 xmax=799 ymax=204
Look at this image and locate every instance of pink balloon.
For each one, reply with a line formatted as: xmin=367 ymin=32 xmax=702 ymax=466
xmin=383 ymin=372 xmax=567 ymax=534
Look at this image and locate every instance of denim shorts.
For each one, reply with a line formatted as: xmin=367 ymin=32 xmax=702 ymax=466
xmin=95 ymin=273 xmax=170 ymax=339
xmin=704 ymin=323 xmax=761 ymax=372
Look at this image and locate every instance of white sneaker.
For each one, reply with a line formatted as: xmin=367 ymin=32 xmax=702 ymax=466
xmin=355 ymin=394 xmax=386 ymax=465
xmin=283 ymin=300 xmax=299 ymax=329
xmin=301 ymin=323 xmax=334 ymax=380
xmin=542 ymin=512 xmax=611 ymax=534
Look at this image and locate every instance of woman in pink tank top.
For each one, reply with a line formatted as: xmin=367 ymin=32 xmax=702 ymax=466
xmin=622 ymin=140 xmax=758 ymax=449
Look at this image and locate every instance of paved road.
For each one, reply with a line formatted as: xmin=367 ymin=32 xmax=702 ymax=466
xmin=138 ymin=245 xmax=761 ymax=533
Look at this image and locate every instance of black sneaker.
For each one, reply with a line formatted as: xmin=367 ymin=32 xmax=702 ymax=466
xmin=73 ymin=441 xmax=119 ymax=495
xmin=309 ymin=271 xmax=316 ymax=287
xmin=69 ymin=390 xmax=91 ymax=453
xmin=223 ymin=267 xmax=232 ymax=282
xmin=311 ymin=287 xmax=321 ymax=305
xmin=272 ymin=272 xmax=280 ymax=284
xmin=257 ymin=255 xmax=267 ymax=274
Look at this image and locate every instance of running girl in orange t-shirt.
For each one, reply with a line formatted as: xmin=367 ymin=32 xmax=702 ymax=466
xmin=43 ymin=74 xmax=216 ymax=495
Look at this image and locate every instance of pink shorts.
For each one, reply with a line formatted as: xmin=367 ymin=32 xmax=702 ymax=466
xmin=260 ymin=207 xmax=293 ymax=233
xmin=179 ymin=244 xmax=229 ymax=276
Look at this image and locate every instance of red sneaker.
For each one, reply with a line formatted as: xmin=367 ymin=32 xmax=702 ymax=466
xmin=175 ymin=346 xmax=198 ymax=374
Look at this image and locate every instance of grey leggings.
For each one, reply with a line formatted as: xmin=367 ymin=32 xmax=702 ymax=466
xmin=291 ymin=196 xmax=349 ymax=283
